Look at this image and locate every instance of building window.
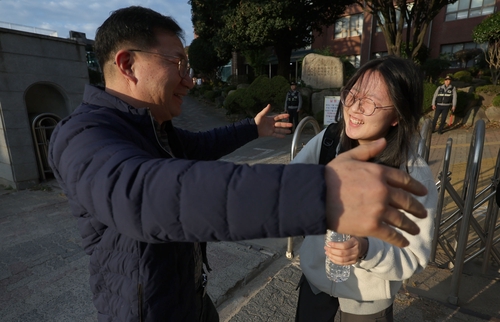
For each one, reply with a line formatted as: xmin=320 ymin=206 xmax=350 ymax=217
xmin=334 ymin=14 xmax=363 ymax=39
xmin=440 ymin=42 xmax=487 ymax=68
xmin=445 ymin=0 xmax=495 ymax=21
xmin=375 ymin=4 xmax=411 ymax=33
xmin=372 ymin=52 xmax=389 ymax=59
xmin=345 ymin=55 xmax=361 ymax=68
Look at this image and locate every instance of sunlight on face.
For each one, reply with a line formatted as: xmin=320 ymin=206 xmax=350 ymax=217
xmin=343 ymin=71 xmax=399 ymax=145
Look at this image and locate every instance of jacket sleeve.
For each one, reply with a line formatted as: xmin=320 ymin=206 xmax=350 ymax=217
xmin=48 ymin=111 xmax=327 ymax=244
xmin=355 ymin=162 xmax=437 ymax=281
xmin=174 ymin=118 xmax=259 ymax=160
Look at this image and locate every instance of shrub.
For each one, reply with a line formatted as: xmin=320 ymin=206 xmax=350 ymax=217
xmin=493 ymin=95 xmax=500 ymax=107
xmin=223 ymin=89 xmax=246 ymax=115
xmin=269 ymin=76 xmax=290 ymax=111
xmin=453 ymin=70 xmax=473 ymax=83
xmin=475 ymin=85 xmax=500 ymax=95
xmin=223 ymin=75 xmax=291 ymax=117
xmin=203 ymin=91 xmax=216 ymax=102
xmin=421 ymin=58 xmax=450 ymax=82
xmin=423 ymin=82 xmax=438 ymax=114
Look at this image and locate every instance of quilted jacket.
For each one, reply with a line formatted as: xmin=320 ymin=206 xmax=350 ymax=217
xmin=48 ymin=85 xmax=327 ymax=321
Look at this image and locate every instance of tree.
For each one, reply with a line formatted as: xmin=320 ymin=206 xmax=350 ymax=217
xmin=188 ymin=37 xmax=230 ymax=82
xmin=473 ymin=11 xmax=500 ymax=85
xmin=358 ymin=0 xmax=457 ymax=62
xmin=189 ymin=0 xmax=236 ymax=60
xmin=191 ymin=0 xmax=353 ymax=78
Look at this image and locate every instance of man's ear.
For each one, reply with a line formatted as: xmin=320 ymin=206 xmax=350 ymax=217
xmin=114 ymin=50 xmax=137 ymax=83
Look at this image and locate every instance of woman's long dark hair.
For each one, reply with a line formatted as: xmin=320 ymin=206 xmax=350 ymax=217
xmin=337 ymin=56 xmax=424 ymax=170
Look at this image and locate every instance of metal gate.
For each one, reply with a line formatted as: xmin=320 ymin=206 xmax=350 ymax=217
xmin=31 ymin=113 xmax=61 ymax=181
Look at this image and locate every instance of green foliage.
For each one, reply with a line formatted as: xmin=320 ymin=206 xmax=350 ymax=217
xmin=493 ymin=94 xmax=500 ymax=107
xmin=192 ymin=0 xmax=351 ymax=77
xmin=400 ymin=43 xmax=430 ymax=65
xmin=269 ymin=76 xmax=290 ymax=111
xmin=223 ymin=89 xmax=246 ymax=115
xmin=188 ymin=37 xmax=230 ymax=82
xmin=472 ymin=11 xmax=500 ymax=44
xmin=314 ymin=46 xmax=334 ymax=56
xmin=453 ymin=70 xmax=473 ymax=83
xmin=222 ymin=75 xmax=291 ymax=117
xmin=243 ymin=48 xmax=272 ymax=78
xmin=421 ymin=58 xmax=451 ymax=82
xmin=475 ymin=85 xmax=500 ymax=94
xmin=342 ymin=60 xmax=357 ymax=85
xmin=423 ymin=82 xmax=438 ymax=114
xmin=203 ymin=91 xmax=217 ymax=102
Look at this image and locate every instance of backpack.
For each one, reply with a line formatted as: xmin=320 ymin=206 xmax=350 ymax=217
xmin=318 ymin=122 xmax=342 ymax=165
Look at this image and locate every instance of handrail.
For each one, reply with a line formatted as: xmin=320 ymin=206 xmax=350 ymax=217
xmin=286 ymin=116 xmax=322 ymax=259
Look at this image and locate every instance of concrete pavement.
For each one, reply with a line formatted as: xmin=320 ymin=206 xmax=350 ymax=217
xmin=1 ymin=96 xmax=499 ymax=321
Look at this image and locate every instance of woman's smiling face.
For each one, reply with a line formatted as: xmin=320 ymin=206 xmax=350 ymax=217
xmin=343 ymin=71 xmax=399 ymax=145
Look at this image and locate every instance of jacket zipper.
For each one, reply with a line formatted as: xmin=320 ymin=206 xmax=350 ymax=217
xmin=138 ymin=283 xmax=143 ymax=322
xmin=148 ymin=110 xmax=173 ymax=157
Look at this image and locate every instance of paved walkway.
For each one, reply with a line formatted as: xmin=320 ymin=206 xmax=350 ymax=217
xmin=0 ymin=97 xmax=499 ymax=321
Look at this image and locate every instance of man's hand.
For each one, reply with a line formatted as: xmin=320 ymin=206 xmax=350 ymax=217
xmin=254 ymin=104 xmax=292 ymax=138
xmin=452 ymin=106 xmax=456 ymax=113
xmin=432 ymin=105 xmax=436 ymax=110
xmin=325 ymin=138 xmax=428 ymax=248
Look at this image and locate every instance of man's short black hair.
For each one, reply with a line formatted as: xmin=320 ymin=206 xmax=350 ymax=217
xmin=94 ymin=6 xmax=184 ymax=71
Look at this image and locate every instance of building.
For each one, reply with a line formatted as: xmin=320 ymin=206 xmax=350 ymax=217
xmin=312 ymin=0 xmax=500 ymax=69
xmin=0 ymin=26 xmax=89 ymax=189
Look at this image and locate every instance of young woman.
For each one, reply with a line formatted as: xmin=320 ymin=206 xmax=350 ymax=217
xmin=293 ymin=56 xmax=438 ymax=322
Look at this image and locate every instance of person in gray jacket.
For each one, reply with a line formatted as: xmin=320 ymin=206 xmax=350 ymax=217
xmin=431 ymin=75 xmax=457 ymax=134
xmin=48 ymin=7 xmax=429 ymax=322
xmin=293 ymin=57 xmax=438 ymax=322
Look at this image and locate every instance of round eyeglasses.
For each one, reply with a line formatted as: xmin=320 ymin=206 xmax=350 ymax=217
xmin=128 ymin=49 xmax=188 ymax=77
xmin=340 ymin=90 xmax=394 ymax=116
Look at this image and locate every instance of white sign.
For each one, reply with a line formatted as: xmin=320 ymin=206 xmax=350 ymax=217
xmin=324 ymin=96 xmax=340 ymax=126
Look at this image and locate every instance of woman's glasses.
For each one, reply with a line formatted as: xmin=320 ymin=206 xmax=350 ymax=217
xmin=340 ymin=90 xmax=394 ymax=116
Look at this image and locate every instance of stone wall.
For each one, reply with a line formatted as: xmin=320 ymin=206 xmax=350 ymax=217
xmin=0 ymin=28 xmax=88 ymax=189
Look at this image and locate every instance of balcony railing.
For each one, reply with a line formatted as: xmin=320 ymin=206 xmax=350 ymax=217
xmin=0 ymin=21 xmax=58 ymax=37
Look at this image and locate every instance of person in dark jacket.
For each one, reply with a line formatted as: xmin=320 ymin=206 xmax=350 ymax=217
xmin=431 ymin=75 xmax=457 ymax=134
xmin=284 ymin=81 xmax=302 ymax=132
xmin=48 ymin=6 xmax=429 ymax=322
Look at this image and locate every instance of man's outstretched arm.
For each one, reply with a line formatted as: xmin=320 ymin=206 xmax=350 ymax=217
xmin=325 ymin=138 xmax=428 ymax=248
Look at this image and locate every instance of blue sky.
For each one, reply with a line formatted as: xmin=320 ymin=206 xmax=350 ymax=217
xmin=0 ymin=0 xmax=195 ymax=45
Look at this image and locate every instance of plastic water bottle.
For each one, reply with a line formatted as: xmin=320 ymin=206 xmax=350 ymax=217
xmin=325 ymin=229 xmax=351 ymax=282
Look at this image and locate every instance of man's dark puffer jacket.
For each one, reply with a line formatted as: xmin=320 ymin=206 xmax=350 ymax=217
xmin=48 ymin=85 xmax=327 ymax=321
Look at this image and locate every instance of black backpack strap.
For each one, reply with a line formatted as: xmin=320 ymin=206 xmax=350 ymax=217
xmin=319 ymin=122 xmax=342 ymax=165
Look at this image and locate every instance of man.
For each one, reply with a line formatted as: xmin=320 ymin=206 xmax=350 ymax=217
xmin=48 ymin=6 xmax=428 ymax=322
xmin=284 ymin=81 xmax=302 ymax=132
xmin=431 ymin=75 xmax=457 ymax=134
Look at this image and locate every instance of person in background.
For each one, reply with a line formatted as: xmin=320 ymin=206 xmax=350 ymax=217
xmin=431 ymin=75 xmax=457 ymax=134
xmin=293 ymin=56 xmax=438 ymax=322
xmin=48 ymin=6 xmax=428 ymax=322
xmin=284 ymin=81 xmax=302 ymax=132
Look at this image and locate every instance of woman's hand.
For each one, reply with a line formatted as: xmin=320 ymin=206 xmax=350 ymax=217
xmin=325 ymin=236 xmax=368 ymax=265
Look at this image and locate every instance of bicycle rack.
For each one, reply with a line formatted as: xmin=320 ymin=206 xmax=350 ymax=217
xmin=427 ymin=120 xmax=500 ymax=305
xmin=417 ymin=119 xmax=433 ymax=163
xmin=286 ymin=116 xmax=322 ymax=259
